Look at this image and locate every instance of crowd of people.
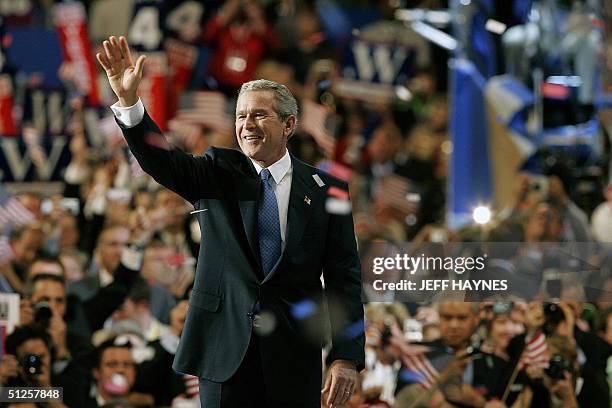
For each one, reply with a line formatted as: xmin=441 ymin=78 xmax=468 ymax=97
xmin=0 ymin=0 xmax=610 ymax=407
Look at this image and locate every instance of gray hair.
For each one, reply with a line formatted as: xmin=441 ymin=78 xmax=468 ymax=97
xmin=238 ymin=79 xmax=298 ymax=122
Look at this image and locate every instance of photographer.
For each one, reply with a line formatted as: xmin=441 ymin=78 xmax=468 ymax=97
xmin=394 ymin=302 xmax=510 ymax=407
xmin=507 ymin=301 xmax=611 ymax=407
xmin=1 ymin=325 xmax=68 ymax=408
xmin=519 ymin=334 xmax=581 ymax=408
xmin=86 ymin=336 xmax=155 ymax=407
xmin=21 ymin=274 xmax=93 ymax=406
xmin=21 ymin=252 xmax=140 ymax=336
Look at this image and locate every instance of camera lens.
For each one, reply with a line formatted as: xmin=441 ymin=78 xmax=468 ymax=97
xmin=19 ymin=354 xmax=43 ymax=376
xmin=33 ymin=301 xmax=53 ymax=326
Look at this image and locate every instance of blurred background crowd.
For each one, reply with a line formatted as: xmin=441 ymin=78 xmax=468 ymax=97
xmin=0 ymin=0 xmax=611 ymax=406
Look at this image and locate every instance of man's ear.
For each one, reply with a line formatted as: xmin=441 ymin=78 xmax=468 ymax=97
xmin=284 ymin=115 xmax=296 ymax=138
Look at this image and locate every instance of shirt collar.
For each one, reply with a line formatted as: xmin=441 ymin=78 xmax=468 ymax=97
xmin=99 ymin=267 xmax=113 ymax=287
xmin=250 ymin=149 xmax=291 ymax=184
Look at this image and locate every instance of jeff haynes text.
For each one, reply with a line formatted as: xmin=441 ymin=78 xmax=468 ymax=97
xmin=372 ymin=279 xmax=508 ymax=291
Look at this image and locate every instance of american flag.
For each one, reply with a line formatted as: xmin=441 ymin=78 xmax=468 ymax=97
xmin=0 ymin=185 xmax=35 ymax=227
xmin=300 ymin=99 xmax=336 ymax=158
xmin=0 ymin=235 xmax=14 ymax=266
xmin=391 ymin=333 xmax=440 ymax=389
xmin=400 ymin=350 xmax=440 ymax=389
xmin=318 ymin=160 xmax=352 ymax=183
xmin=183 ymin=374 xmax=199 ymax=399
xmin=172 ymin=91 xmax=233 ymax=138
xmin=521 ymin=331 xmax=550 ymax=369
xmin=376 ymin=174 xmax=421 ymax=215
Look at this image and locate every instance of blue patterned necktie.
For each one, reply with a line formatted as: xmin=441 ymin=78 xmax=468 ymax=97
xmin=258 ymin=168 xmax=281 ymax=276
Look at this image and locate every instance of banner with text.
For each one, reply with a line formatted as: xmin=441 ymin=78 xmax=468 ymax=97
xmin=362 ymin=242 xmax=610 ymax=303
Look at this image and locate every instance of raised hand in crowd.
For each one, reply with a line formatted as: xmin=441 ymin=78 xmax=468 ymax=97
xmin=548 ymin=372 xmax=579 ymax=408
xmin=0 ymin=354 xmax=19 ymax=386
xmin=96 ymin=36 xmax=146 ymax=107
xmin=47 ymin=313 xmax=70 ymax=361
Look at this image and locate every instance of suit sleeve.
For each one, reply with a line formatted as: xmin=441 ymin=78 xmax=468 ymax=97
xmin=118 ymin=110 xmax=217 ymax=204
xmin=81 ymin=253 xmax=141 ymax=332
xmin=322 ymin=182 xmax=365 ymax=370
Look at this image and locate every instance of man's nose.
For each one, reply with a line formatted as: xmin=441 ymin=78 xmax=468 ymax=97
xmin=244 ymin=114 xmax=257 ymax=129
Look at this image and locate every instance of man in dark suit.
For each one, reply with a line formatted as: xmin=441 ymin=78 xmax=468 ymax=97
xmin=96 ymin=36 xmax=365 ymax=408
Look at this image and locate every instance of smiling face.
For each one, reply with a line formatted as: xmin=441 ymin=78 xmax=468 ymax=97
xmin=235 ymin=90 xmax=295 ymax=167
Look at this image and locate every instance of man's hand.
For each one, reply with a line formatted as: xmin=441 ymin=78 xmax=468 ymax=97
xmin=549 ymin=372 xmax=578 ymax=408
xmin=321 ymin=359 xmax=358 ymax=408
xmin=96 ymin=36 xmax=146 ymax=107
xmin=48 ymin=315 xmax=69 ymax=361
xmin=0 ymin=355 xmax=19 ymax=386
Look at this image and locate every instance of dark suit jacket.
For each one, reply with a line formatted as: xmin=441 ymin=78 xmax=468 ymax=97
xmin=66 ymin=259 xmax=140 ymax=336
xmin=119 ymin=112 xmax=365 ymax=401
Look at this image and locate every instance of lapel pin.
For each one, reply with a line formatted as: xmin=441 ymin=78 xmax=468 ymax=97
xmin=304 ymin=196 xmax=311 ymax=205
xmin=312 ymin=174 xmax=325 ymax=187
xmin=190 ymin=209 xmax=208 ymax=214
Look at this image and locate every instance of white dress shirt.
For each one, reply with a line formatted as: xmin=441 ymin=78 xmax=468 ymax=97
xmin=111 ymin=98 xmax=293 ymax=248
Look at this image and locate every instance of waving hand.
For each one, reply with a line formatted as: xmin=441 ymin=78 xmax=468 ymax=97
xmin=96 ymin=36 xmax=146 ymax=107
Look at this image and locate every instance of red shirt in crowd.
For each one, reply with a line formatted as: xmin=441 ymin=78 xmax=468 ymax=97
xmin=203 ymin=15 xmax=279 ymax=91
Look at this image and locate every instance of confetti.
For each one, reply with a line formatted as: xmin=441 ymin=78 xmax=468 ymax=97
xmin=291 ymin=299 xmax=317 ymax=320
xmin=253 ymin=311 xmax=277 ymax=337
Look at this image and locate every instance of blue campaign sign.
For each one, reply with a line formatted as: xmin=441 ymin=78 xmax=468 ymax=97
xmin=341 ymin=39 xmax=416 ymax=84
xmin=0 ymin=136 xmax=71 ymax=182
xmin=4 ymin=28 xmax=63 ymax=89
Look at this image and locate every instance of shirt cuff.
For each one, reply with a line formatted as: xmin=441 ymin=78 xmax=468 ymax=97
xmin=111 ymin=98 xmax=145 ymax=128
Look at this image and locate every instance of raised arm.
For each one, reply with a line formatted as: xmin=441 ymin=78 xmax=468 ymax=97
xmin=96 ymin=36 xmax=216 ymax=203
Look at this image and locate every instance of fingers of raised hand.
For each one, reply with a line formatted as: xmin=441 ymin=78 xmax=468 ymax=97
xmin=109 ymin=36 xmax=124 ymax=62
xmin=103 ymin=40 xmax=115 ymax=64
xmin=119 ymin=36 xmax=134 ymax=66
xmin=96 ymin=52 xmax=111 ymax=72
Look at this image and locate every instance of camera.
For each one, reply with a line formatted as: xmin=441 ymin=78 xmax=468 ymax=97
xmin=18 ymin=354 xmax=43 ymax=377
xmin=543 ymin=302 xmax=564 ymax=334
xmin=546 ymin=354 xmax=573 ymax=380
xmin=528 ymin=175 xmax=548 ymax=194
xmin=33 ymin=301 xmax=53 ymax=328
xmin=380 ymin=324 xmax=392 ymax=346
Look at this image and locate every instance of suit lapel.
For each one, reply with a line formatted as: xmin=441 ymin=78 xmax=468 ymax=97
xmin=263 ymin=156 xmax=318 ymax=283
xmin=236 ymin=158 xmax=261 ymax=272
